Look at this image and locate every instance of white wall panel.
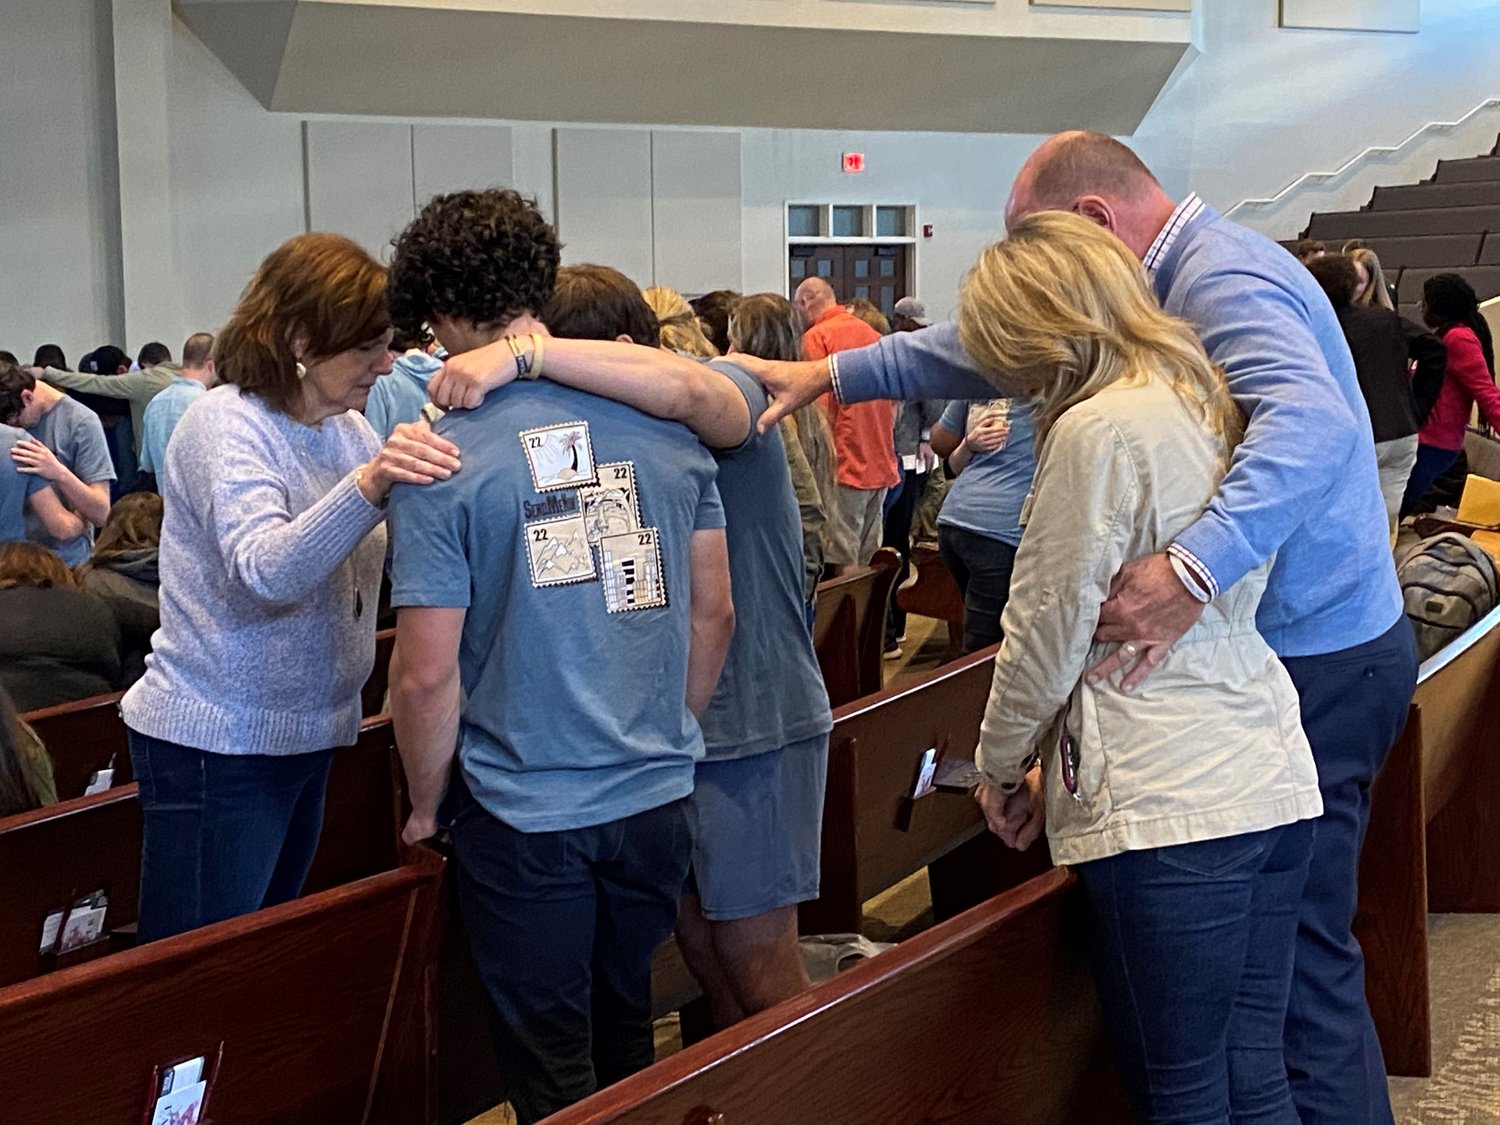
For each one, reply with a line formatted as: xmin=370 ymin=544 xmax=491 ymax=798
xmin=305 ymin=120 xmax=416 ymax=261
xmin=1279 ymin=0 xmax=1420 ymax=32
xmin=553 ymin=129 xmax=654 ymax=286
xmin=651 ymin=131 xmax=743 ymax=297
xmin=0 ymin=0 xmax=122 ymax=360
xmin=165 ymin=15 xmax=305 ymax=341
xmin=412 ymin=124 xmax=515 ymax=209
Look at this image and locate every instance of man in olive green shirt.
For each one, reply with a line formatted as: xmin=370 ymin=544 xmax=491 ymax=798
xmin=34 ymin=344 xmax=182 ymax=455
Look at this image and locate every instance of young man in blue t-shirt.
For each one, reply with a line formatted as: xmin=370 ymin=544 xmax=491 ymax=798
xmin=529 ymin=268 xmax=834 ymax=1028
xmin=385 ymin=190 xmax=734 ymax=1125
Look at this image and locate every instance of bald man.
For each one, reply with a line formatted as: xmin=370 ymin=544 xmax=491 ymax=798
xmin=743 ymin=132 xmax=1412 ymax=1125
xmin=792 ymin=277 xmax=899 ymax=570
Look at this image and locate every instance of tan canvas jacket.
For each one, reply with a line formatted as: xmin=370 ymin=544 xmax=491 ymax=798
xmin=979 ymin=376 xmax=1322 ymax=866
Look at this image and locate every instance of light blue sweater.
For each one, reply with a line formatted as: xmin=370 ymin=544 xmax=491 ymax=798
xmin=364 ymin=351 xmax=441 ymax=441
xmin=121 ymin=386 xmax=387 ymax=755
xmin=831 ymin=203 xmax=1402 ymax=659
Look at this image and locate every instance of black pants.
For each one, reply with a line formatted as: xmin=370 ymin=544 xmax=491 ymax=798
xmin=938 ymin=524 xmax=1017 ymax=653
xmin=447 ymin=775 xmax=692 ymax=1124
xmin=882 ymin=469 xmax=922 ymax=644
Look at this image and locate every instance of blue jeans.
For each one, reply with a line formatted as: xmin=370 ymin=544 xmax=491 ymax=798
xmin=445 ymin=774 xmax=692 ymax=1125
xmin=1398 ymin=442 xmax=1459 ymax=517
xmin=1078 ymin=821 xmax=1315 ymax=1125
xmin=938 ymin=524 xmax=1017 ymax=653
xmin=128 ymin=731 xmax=335 ymax=943
xmin=1281 ymin=618 xmax=1416 ymax=1125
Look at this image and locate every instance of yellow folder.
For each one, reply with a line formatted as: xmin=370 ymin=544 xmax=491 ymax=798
xmin=1456 ymin=474 xmax=1500 ymax=528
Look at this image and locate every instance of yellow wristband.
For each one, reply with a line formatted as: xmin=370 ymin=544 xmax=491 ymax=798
xmin=529 ymin=332 xmax=545 ymax=381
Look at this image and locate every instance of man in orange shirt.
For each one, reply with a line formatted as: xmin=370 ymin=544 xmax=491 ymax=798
xmin=794 ymin=278 xmax=900 ymax=570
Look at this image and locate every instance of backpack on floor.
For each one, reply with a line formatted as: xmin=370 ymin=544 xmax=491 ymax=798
xmin=1397 ymin=532 xmax=1500 ymax=661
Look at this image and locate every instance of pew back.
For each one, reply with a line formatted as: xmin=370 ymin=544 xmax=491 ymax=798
xmin=545 ymin=868 xmax=1121 ymax=1125
xmin=0 ymin=715 xmax=405 ymax=990
xmin=22 ymin=691 xmax=129 ymax=800
xmin=0 ymin=787 xmax=142 ymax=987
xmin=0 ymin=850 xmax=444 ymax=1125
xmin=813 ymin=548 xmax=901 ymax=708
xmin=362 ymin=627 xmax=397 ymax=717
xmin=801 ymin=646 xmax=996 ymax=934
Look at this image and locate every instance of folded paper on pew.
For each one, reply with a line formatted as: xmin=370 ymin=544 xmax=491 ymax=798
xmin=1456 ymin=474 xmax=1500 ymax=528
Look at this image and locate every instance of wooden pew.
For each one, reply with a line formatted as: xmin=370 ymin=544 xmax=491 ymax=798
xmin=542 ymin=868 xmax=1129 ymax=1125
xmin=894 ymin=542 xmax=964 ymax=660
xmin=304 ymin=713 xmax=405 ymax=893
xmin=1357 ymin=604 xmax=1500 ymax=1076
xmin=0 ymin=715 xmax=405 ymax=991
xmin=363 ymin=626 xmax=397 ymax=717
xmin=0 ymin=786 xmax=142 ymax=987
xmin=23 ymin=647 xmax=403 ymax=803
xmin=813 ymin=547 xmax=901 ymax=707
xmin=0 ymin=848 xmax=445 ymax=1125
xmin=800 ymin=644 xmax=1048 ymax=935
xmin=21 ymin=691 xmax=130 ymax=800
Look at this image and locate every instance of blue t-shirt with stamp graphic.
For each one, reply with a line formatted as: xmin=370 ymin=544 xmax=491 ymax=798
xmin=0 ymin=424 xmax=46 ymax=544
xmin=25 ymin=395 xmax=115 ymax=565
xmin=388 ymin=380 xmax=725 ymax=833
xmin=698 ymin=360 xmax=832 ymax=760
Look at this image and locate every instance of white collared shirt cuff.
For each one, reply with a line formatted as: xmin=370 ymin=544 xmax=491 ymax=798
xmin=1167 ymin=543 xmax=1217 ymax=603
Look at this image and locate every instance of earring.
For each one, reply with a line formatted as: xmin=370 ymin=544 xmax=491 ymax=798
xmin=295 ymin=362 xmax=308 ymax=380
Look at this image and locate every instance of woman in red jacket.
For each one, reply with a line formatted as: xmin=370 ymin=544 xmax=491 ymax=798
xmin=1400 ymin=274 xmax=1500 ymax=516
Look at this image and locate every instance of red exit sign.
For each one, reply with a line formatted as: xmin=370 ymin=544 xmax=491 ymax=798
xmin=842 ymin=152 xmax=866 ymax=173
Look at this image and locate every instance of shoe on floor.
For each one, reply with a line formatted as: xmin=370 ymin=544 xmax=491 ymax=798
xmin=883 ymin=644 xmax=903 ymax=660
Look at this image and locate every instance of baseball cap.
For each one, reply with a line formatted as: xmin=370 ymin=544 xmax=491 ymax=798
xmin=892 ymin=297 xmax=930 ymax=326
xmin=82 ymin=345 xmax=129 ymax=374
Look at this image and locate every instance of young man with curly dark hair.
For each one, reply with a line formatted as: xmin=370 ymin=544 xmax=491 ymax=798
xmin=384 ymin=189 xmax=735 ymax=1124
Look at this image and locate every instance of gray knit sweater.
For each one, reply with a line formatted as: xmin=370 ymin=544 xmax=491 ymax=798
xmin=121 ymin=385 xmax=386 ymax=755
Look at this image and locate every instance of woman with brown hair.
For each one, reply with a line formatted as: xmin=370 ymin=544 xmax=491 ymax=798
xmin=80 ymin=491 xmax=167 ymax=682
xmin=0 ymin=541 xmax=128 ymax=711
xmin=80 ymin=491 xmax=164 ymax=609
xmin=728 ymin=293 xmax=838 ymax=600
xmin=120 ymin=232 xmax=462 ymax=942
xmin=0 ymin=685 xmax=55 ymax=818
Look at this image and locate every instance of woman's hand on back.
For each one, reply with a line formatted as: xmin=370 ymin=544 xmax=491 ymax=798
xmin=358 ymin=421 xmax=461 ymax=505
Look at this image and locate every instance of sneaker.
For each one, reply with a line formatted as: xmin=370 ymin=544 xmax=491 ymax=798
xmin=883 ymin=643 xmax=903 ymax=660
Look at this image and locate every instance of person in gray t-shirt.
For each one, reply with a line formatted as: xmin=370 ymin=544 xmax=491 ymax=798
xmin=0 ymin=423 xmax=87 ymax=546
xmin=0 ymin=363 xmax=114 ymax=565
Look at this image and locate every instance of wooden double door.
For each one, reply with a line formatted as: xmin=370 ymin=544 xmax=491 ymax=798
xmin=789 ymin=243 xmax=909 ymax=317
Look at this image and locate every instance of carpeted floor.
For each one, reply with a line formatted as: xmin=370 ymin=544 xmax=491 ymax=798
xmin=1390 ymin=913 xmax=1500 ymax=1123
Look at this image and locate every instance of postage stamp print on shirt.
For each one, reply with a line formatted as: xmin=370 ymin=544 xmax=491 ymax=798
xmin=600 ymin=527 xmax=667 ymax=612
xmin=579 ymin=461 xmax=642 ymax=545
xmin=519 ymin=421 xmax=598 ymax=491
xmin=525 ymin=512 xmax=597 ymax=588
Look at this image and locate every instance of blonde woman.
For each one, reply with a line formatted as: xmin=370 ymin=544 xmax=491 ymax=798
xmin=1348 ymin=246 xmax=1396 ymax=310
xmin=966 ymin=212 xmax=1322 ymax=1125
xmin=644 ymin=286 xmax=719 ymax=358
xmin=728 ymin=293 xmax=839 ymax=602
